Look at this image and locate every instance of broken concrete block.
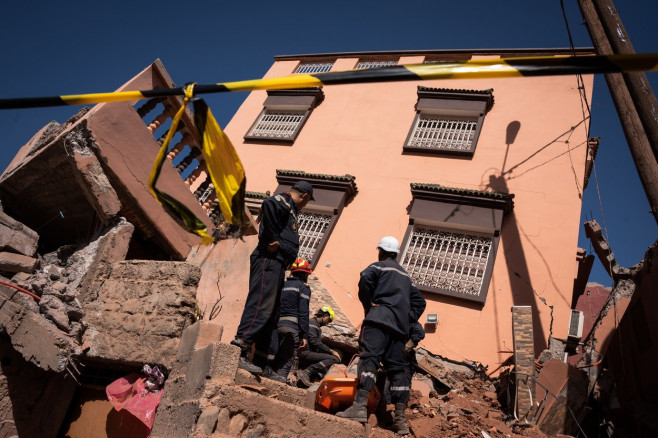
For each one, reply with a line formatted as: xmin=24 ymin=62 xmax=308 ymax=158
xmin=1 ymin=287 xmax=76 ymax=372
xmin=223 ymin=384 xmax=364 ymax=437
xmin=196 ymin=320 xmax=223 ymax=350
xmin=187 ymin=345 xmax=214 ymax=397
xmin=209 ymin=342 xmax=240 ymax=383
xmin=65 ymin=298 xmax=84 ymax=321
xmin=150 ymin=400 xmax=201 ymax=438
xmin=9 ymin=272 xmax=30 ymax=286
xmin=81 ymin=260 xmax=198 ymax=369
xmin=39 ymin=295 xmax=70 ymax=332
xmin=0 ymin=252 xmax=38 ymax=274
xmin=243 ymin=423 xmax=266 ymax=437
xmin=216 ymin=408 xmax=230 ymax=434
xmin=72 ymin=219 xmax=134 ymax=304
xmin=0 ymin=211 xmax=39 ymax=256
xmin=196 ymin=405 xmax=220 ymax=436
xmin=228 ymin=413 xmax=247 ymax=436
xmin=65 ymin=133 xmax=122 ymax=224
xmin=29 ymin=274 xmax=49 ymax=296
xmin=417 ymin=355 xmax=460 ymax=390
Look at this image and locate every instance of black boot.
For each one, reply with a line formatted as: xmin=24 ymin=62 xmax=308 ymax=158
xmin=237 ymin=355 xmax=263 ymax=375
xmin=262 ymin=366 xmax=287 ymax=383
xmin=336 ymin=389 xmax=369 ymax=423
xmin=297 ymin=368 xmax=313 ymax=387
xmin=393 ymin=403 xmax=409 ymax=435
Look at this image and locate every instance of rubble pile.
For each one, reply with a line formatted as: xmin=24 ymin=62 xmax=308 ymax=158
xmin=10 ymin=250 xmax=86 ymax=341
xmin=364 ymin=353 xmax=548 ymax=438
xmin=399 ymin=375 xmax=546 ymax=438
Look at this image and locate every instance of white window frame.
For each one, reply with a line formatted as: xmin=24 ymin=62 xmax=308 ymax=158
xmin=295 ymin=62 xmax=334 ymax=74
xmin=356 ymin=60 xmax=398 ymax=69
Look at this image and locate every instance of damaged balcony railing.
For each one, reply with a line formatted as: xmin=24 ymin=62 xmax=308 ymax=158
xmin=134 ymin=92 xmax=223 ymax=226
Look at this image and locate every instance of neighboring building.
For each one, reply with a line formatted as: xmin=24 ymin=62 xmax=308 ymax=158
xmin=568 ymin=282 xmax=612 ymax=365
xmin=221 ymin=49 xmax=596 ymax=369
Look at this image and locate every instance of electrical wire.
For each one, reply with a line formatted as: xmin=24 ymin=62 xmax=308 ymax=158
xmin=0 ymin=280 xmax=41 ymax=301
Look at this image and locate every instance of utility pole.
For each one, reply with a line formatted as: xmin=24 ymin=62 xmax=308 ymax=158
xmin=578 ymin=0 xmax=658 ymax=225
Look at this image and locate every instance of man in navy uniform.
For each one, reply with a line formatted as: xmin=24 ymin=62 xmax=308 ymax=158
xmin=336 ymin=236 xmax=426 ymax=436
xmin=231 ymin=181 xmax=314 ymax=374
xmin=268 ymin=257 xmax=313 ymax=383
xmin=297 ymin=306 xmax=340 ymax=387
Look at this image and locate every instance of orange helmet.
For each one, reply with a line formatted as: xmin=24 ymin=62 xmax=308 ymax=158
xmin=291 ymin=257 xmax=312 ymax=275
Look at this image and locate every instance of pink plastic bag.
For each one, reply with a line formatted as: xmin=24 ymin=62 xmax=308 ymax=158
xmin=106 ymin=373 xmax=163 ymax=430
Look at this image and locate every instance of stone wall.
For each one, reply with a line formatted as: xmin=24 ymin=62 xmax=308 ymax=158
xmin=82 ymin=260 xmax=200 ymax=371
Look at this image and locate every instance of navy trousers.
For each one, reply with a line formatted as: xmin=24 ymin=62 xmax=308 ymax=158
xmin=299 ymin=350 xmax=340 ymax=379
xmin=272 ymin=325 xmax=300 ymax=377
xmin=357 ymin=323 xmax=410 ymax=404
xmin=233 ymin=252 xmax=286 ymax=365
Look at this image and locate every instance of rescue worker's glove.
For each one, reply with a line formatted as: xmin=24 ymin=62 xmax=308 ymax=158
xmin=331 ymin=349 xmax=342 ymax=361
xmin=405 ymin=339 xmax=416 ymax=354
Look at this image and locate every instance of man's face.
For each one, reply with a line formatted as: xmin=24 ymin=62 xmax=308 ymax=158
xmin=296 ymin=193 xmax=311 ymax=209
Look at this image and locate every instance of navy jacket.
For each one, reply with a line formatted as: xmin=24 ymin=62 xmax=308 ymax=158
xmin=278 ymin=276 xmax=311 ymax=340
xmin=305 ymin=318 xmax=333 ymax=354
xmin=358 ymin=257 xmax=426 ymax=338
xmin=256 ymin=193 xmax=299 ymax=264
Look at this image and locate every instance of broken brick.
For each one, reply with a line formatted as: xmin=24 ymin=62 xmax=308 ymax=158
xmin=0 ymin=211 xmax=39 ymax=257
xmin=0 ymin=251 xmax=38 ymax=274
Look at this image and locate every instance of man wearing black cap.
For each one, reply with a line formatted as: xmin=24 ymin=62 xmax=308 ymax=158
xmin=231 ymin=181 xmax=314 ymax=375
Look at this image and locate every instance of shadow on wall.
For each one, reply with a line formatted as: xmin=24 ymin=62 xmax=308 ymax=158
xmin=488 ymin=120 xmax=548 ymax=354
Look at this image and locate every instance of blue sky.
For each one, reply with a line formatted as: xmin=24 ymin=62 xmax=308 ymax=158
xmin=1 ymin=1 xmax=656 ymax=287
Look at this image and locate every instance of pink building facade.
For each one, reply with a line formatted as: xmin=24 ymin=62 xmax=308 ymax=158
xmin=220 ymin=49 xmax=595 ymax=370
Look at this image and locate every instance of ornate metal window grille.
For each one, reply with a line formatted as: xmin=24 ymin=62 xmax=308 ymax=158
xmin=297 ymin=212 xmax=333 ymax=263
xmin=400 ymin=227 xmax=492 ymax=296
xmin=407 ymin=114 xmax=478 ymax=151
xmin=356 ymin=60 xmax=398 ymax=69
xmin=199 ymin=184 xmax=215 ymax=203
xmin=248 ymin=110 xmax=305 ymax=139
xmin=295 ymin=62 xmax=333 ymax=74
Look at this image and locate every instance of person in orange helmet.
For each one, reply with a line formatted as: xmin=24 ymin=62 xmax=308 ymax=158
xmin=266 ymin=257 xmax=313 ymax=383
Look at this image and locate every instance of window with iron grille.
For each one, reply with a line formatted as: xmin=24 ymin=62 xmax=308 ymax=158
xmin=245 ymin=88 xmax=324 ymax=144
xmin=297 ymin=211 xmax=334 ymax=264
xmin=407 ymin=114 xmax=479 ymax=152
xmin=274 ymin=170 xmax=357 ymax=268
xmin=400 ymin=226 xmax=492 ymax=297
xmin=247 ymin=110 xmax=306 ymax=140
xmin=356 ymin=60 xmax=398 ymax=69
xmin=404 ymin=87 xmax=494 ymax=156
xmin=400 ymin=182 xmax=513 ymax=305
xmin=295 ymin=62 xmax=334 ymax=74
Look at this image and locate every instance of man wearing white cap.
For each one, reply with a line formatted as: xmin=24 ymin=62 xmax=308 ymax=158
xmin=336 ymin=236 xmax=426 ymax=436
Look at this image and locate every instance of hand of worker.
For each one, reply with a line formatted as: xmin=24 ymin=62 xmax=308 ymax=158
xmin=405 ymin=339 xmax=416 ymax=353
xmin=331 ymin=349 xmax=342 ymax=360
xmin=298 ymin=339 xmax=308 ymax=350
xmin=267 ymin=241 xmax=280 ymax=253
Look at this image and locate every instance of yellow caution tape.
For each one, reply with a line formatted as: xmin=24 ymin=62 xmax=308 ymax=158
xmin=1 ymin=53 xmax=657 ymax=109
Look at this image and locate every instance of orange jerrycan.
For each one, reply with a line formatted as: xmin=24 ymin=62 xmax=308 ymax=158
xmin=315 ymin=356 xmax=381 ymax=414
